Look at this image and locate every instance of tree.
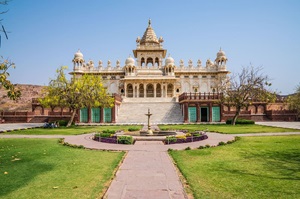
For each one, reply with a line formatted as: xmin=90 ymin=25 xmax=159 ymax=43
xmin=218 ymin=65 xmax=276 ymax=125
xmin=0 ymin=1 xmax=21 ymax=102
xmin=0 ymin=57 xmax=21 ymax=101
xmin=287 ymin=83 xmax=300 ymax=120
xmin=40 ymin=66 xmax=114 ymax=127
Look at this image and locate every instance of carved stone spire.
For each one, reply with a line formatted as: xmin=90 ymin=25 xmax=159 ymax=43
xmin=140 ymin=20 xmax=159 ymax=44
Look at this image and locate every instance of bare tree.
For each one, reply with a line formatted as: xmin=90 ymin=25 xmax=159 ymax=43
xmin=218 ymin=65 xmax=276 ymax=125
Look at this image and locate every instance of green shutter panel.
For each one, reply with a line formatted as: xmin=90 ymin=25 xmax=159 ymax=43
xmin=91 ymin=108 xmax=100 ymax=123
xmin=188 ymin=107 xmax=197 ymax=122
xmin=104 ymin=108 xmax=112 ymax=123
xmin=212 ymin=106 xmax=220 ymax=122
xmin=80 ymin=108 xmax=88 ymax=123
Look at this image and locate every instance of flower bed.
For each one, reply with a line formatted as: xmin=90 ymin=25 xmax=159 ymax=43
xmin=93 ymin=133 xmax=134 ymax=145
xmin=164 ymin=132 xmax=208 ymax=145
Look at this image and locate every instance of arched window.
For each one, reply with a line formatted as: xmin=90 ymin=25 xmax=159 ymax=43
xmin=127 ymin=84 xmax=133 ymax=98
xmin=141 ymin=57 xmax=145 ymax=67
xmin=155 ymin=57 xmax=159 ymax=67
xmin=139 ymin=84 xmax=144 ymax=98
xmin=167 ymin=84 xmax=173 ymax=97
xmin=146 ymin=57 xmax=153 ymax=67
xmin=146 ymin=84 xmax=154 ymax=97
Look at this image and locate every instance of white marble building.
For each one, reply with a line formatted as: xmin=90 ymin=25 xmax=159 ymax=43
xmin=71 ymin=20 xmax=229 ymax=101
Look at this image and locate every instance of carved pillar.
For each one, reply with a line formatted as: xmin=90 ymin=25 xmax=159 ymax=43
xmin=100 ymin=108 xmax=104 ymax=123
xmin=173 ymin=84 xmax=175 ymax=97
xmin=220 ymin=104 xmax=224 ymax=122
xmin=196 ymin=103 xmax=200 ymax=122
xmin=124 ymin=82 xmax=127 ymax=98
xmin=209 ymin=103 xmax=212 ymax=122
xmin=184 ymin=102 xmax=189 ymax=123
xmin=154 ymin=83 xmax=157 ymax=98
xmin=137 ymin=84 xmax=140 ymax=98
xmin=144 ymin=83 xmax=146 ymax=98
xmin=111 ymin=104 xmax=116 ymax=123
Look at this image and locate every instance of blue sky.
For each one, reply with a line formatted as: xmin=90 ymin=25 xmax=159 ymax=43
xmin=1 ymin=0 xmax=300 ymax=94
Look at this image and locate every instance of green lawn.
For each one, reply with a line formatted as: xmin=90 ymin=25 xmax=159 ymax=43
xmin=0 ymin=139 xmax=124 ymax=199
xmin=6 ymin=125 xmax=142 ymax=135
xmin=159 ymin=124 xmax=300 ymax=134
xmin=169 ymin=135 xmax=300 ymax=199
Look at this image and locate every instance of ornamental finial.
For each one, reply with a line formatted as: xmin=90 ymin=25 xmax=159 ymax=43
xmin=148 ymin=18 xmax=151 ymax=26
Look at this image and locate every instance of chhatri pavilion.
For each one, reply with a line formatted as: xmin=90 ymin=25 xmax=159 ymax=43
xmin=71 ymin=20 xmax=230 ymax=124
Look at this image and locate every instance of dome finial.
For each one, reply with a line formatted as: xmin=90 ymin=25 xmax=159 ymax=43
xmin=148 ymin=18 xmax=151 ymax=26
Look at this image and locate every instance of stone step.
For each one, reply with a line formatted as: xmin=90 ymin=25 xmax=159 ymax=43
xmin=122 ymin=97 xmax=176 ymax=103
xmin=116 ymin=102 xmax=184 ymax=124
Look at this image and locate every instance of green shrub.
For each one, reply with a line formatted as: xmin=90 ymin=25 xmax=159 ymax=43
xmin=128 ymin=127 xmax=140 ymax=132
xmin=226 ymin=119 xmax=255 ymax=125
xmin=205 ymin=144 xmax=211 ymax=148
xmin=198 ymin=145 xmax=205 ymax=149
xmin=185 ymin=147 xmax=191 ymax=150
xmin=218 ymin=141 xmax=226 ymax=146
xmin=100 ymin=133 xmax=112 ymax=138
xmin=192 ymin=132 xmax=201 ymax=137
xmin=165 ymin=136 xmax=177 ymax=143
xmin=102 ymin=129 xmax=116 ymax=134
xmin=56 ymin=120 xmax=68 ymax=126
xmin=117 ymin=136 xmax=134 ymax=145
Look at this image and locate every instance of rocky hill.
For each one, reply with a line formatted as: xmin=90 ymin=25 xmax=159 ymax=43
xmin=0 ymin=84 xmax=45 ymax=111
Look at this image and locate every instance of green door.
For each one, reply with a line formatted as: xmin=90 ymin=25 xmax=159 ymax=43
xmin=91 ymin=108 xmax=100 ymax=123
xmin=188 ymin=107 xmax=197 ymax=122
xmin=212 ymin=106 xmax=220 ymax=122
xmin=80 ymin=108 xmax=88 ymax=123
xmin=104 ymin=108 xmax=112 ymax=123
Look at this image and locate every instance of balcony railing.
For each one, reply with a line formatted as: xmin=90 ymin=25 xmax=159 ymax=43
xmin=179 ymin=92 xmax=223 ymax=102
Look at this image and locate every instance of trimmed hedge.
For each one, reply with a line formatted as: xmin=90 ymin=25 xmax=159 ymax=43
xmin=117 ymin=136 xmax=134 ymax=144
xmin=226 ymin=119 xmax=255 ymax=125
xmin=128 ymin=127 xmax=140 ymax=132
xmin=102 ymin=129 xmax=116 ymax=134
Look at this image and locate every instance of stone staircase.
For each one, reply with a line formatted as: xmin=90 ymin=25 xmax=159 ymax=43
xmin=116 ymin=98 xmax=184 ymax=124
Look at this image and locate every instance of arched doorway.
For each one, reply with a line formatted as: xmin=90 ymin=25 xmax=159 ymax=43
xmin=127 ymin=84 xmax=133 ymax=98
xmin=156 ymin=84 xmax=162 ymax=97
xmin=146 ymin=84 xmax=154 ymax=97
xmin=139 ymin=84 xmax=144 ymax=98
xmin=167 ymin=84 xmax=173 ymax=97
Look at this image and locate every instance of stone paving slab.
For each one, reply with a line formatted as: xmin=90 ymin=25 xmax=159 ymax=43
xmin=256 ymin=121 xmax=300 ymax=130
xmin=104 ymin=141 xmax=187 ymax=199
xmin=0 ymin=123 xmax=43 ymax=132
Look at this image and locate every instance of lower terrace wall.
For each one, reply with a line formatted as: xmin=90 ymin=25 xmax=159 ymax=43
xmin=0 ymin=111 xmax=73 ymax=123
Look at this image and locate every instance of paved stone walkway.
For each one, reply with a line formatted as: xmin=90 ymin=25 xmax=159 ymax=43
xmin=104 ymin=141 xmax=187 ymax=199
xmin=256 ymin=121 xmax=300 ymax=130
xmin=0 ymin=123 xmax=43 ymax=132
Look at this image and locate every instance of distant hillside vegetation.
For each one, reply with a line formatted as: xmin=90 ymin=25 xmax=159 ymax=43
xmin=0 ymin=84 xmax=46 ymax=111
